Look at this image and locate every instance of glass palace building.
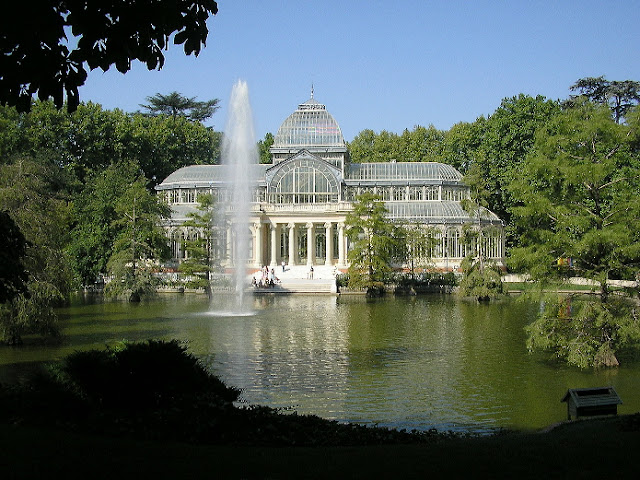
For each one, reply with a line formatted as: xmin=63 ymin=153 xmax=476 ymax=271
xmin=156 ymin=92 xmax=504 ymax=271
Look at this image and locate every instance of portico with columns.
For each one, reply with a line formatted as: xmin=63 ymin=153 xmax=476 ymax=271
xmin=250 ymin=219 xmax=347 ymax=269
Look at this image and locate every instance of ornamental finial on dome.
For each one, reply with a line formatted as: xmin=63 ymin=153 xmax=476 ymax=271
xmin=299 ymin=85 xmax=324 ymax=110
xmin=274 ymin=89 xmax=345 ymax=148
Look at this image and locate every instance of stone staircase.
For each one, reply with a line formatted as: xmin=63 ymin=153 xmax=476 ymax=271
xmin=249 ymin=265 xmax=338 ymax=294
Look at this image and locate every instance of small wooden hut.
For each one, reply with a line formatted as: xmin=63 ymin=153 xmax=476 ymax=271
xmin=561 ymin=386 xmax=622 ymax=420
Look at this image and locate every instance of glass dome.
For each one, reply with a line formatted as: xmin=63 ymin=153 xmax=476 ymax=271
xmin=273 ymin=91 xmax=345 ymax=148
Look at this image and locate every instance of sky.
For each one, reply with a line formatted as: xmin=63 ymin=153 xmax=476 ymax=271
xmin=77 ymin=0 xmax=640 ymax=142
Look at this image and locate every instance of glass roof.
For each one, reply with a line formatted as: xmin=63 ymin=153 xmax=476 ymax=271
xmin=273 ymin=94 xmax=345 ymax=148
xmin=157 ymin=165 xmax=269 ymax=189
xmin=346 ymin=162 xmax=463 ymax=183
xmin=386 ymin=202 xmax=502 ymax=224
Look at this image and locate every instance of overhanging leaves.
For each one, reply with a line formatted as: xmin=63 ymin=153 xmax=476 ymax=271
xmin=0 ymin=1 xmax=218 ymax=112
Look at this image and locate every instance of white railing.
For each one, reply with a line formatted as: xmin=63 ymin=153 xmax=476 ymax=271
xmin=251 ymin=202 xmax=352 ymax=214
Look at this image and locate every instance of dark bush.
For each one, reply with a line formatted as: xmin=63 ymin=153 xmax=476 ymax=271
xmin=60 ymin=340 xmax=240 ymax=409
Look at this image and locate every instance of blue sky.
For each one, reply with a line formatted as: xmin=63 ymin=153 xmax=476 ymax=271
xmin=78 ymin=1 xmax=640 ymax=142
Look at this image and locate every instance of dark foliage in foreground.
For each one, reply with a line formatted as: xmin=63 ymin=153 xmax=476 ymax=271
xmin=0 ymin=340 xmax=457 ymax=446
xmin=59 ymin=339 xmax=239 ymax=409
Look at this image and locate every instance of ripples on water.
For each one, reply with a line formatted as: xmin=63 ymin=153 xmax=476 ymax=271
xmin=2 ymin=293 xmax=640 ymax=434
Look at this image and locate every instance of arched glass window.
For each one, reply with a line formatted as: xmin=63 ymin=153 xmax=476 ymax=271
xmin=268 ymin=159 xmax=339 ymax=204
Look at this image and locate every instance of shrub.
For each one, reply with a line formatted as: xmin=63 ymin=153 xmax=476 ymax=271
xmin=59 ymin=340 xmax=240 ymax=409
xmin=335 ymin=273 xmax=349 ymax=288
xmin=458 ymin=257 xmax=503 ymax=301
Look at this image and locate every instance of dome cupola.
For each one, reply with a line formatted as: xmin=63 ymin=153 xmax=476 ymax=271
xmin=272 ymin=87 xmax=345 ymax=150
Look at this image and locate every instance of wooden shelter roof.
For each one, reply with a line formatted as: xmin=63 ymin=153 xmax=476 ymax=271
xmin=561 ymin=387 xmax=622 ymax=408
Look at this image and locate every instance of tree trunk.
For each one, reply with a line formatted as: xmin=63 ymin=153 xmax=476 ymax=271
xmin=600 ymin=280 xmax=609 ymax=303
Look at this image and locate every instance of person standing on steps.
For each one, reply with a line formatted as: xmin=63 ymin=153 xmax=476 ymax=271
xmin=309 ymin=265 xmax=314 ymax=279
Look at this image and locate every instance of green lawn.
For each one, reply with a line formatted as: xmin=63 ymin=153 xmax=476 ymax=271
xmin=504 ymin=281 xmax=602 ymax=293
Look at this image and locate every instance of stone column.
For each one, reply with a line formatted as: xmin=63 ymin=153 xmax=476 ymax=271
xmin=306 ymin=222 xmax=314 ymax=266
xmin=254 ymin=222 xmax=262 ymax=267
xmin=270 ymin=222 xmax=278 ymax=267
xmin=338 ymin=222 xmax=345 ymax=267
xmin=288 ymin=222 xmax=296 ymax=266
xmin=324 ymin=222 xmax=332 ymax=266
xmin=442 ymin=230 xmax=447 ymax=269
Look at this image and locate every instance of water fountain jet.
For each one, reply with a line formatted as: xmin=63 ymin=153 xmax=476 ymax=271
xmin=216 ymin=80 xmax=259 ymax=313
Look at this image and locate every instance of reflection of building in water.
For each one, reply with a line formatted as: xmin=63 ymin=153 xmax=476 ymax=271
xmin=205 ymin=296 xmax=352 ymax=416
xmin=156 ymin=90 xmax=504 ymax=271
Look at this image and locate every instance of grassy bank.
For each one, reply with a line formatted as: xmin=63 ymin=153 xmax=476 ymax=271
xmin=505 ymin=282 xmax=604 ymax=294
xmin=1 ymin=415 xmax=639 ymax=479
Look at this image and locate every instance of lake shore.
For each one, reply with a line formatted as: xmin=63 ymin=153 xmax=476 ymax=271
xmin=2 ymin=414 xmax=639 ymax=479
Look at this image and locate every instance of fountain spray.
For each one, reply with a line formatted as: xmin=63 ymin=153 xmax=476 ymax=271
xmin=220 ymin=80 xmax=259 ymax=308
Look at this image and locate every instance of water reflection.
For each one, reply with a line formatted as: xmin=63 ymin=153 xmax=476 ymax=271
xmin=1 ymin=293 xmax=639 ymax=434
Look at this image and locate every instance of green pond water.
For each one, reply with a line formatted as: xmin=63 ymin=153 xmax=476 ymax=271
xmin=1 ymin=293 xmax=639 ymax=434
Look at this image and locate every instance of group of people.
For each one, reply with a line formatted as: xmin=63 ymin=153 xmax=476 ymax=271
xmin=251 ymin=265 xmax=280 ymax=288
xmin=250 ymin=262 xmax=324 ymax=288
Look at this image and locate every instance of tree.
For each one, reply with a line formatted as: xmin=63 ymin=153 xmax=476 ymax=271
xmin=178 ymin=194 xmax=217 ymax=292
xmin=569 ymin=76 xmax=640 ymax=124
xmin=104 ymin=176 xmax=171 ymax=302
xmin=441 ymin=120 xmax=485 ymax=173
xmin=467 ymin=94 xmax=561 ymax=231
xmin=68 ymin=161 xmax=144 ymax=287
xmin=457 ymin=256 xmax=503 ymax=301
xmin=0 ymin=156 xmax=74 ymax=344
xmin=456 ymin=171 xmax=504 ymax=301
xmin=0 ymin=211 xmax=29 ymax=304
xmin=0 ymin=100 xmax=72 ymax=167
xmin=0 ymin=101 xmax=222 ymax=184
xmin=396 ymin=223 xmax=438 ymax=277
xmin=372 ymin=130 xmax=402 ymax=162
xmin=140 ymin=91 xmax=220 ymax=122
xmin=257 ymin=132 xmax=274 ymax=164
xmin=125 ymin=112 xmax=222 ymax=181
xmin=345 ymin=192 xmax=400 ymax=292
xmin=510 ymin=102 xmax=640 ymax=367
xmin=347 ymin=129 xmax=403 ymax=163
xmin=509 ymin=102 xmax=640 ymax=295
xmin=526 ymin=296 xmax=640 ymax=368
xmin=0 ymin=104 xmax=24 ymax=161
xmin=348 ymin=126 xmax=445 ymax=163
xmin=0 ymin=1 xmax=218 ymax=112
xmin=397 ymin=125 xmax=444 ymax=163
xmin=347 ymin=129 xmax=377 ymax=163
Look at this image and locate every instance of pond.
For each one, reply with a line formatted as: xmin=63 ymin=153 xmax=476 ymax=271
xmin=1 ymin=293 xmax=639 ymax=434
